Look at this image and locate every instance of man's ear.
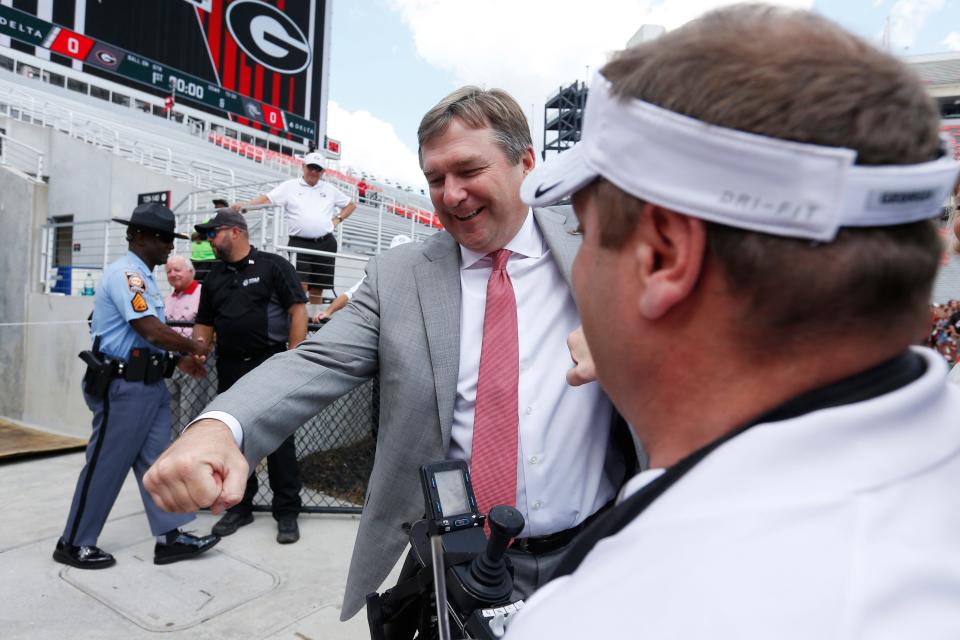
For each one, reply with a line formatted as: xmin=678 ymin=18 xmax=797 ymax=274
xmin=636 ymin=204 xmax=707 ymax=319
xmin=520 ymin=145 xmax=536 ymax=175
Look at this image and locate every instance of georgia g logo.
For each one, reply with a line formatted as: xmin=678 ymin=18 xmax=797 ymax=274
xmin=226 ymin=0 xmax=311 ymax=74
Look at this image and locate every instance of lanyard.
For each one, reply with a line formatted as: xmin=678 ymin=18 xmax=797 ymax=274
xmin=551 ymin=350 xmax=926 ymax=580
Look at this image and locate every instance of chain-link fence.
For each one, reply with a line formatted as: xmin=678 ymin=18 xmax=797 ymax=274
xmin=168 ymin=322 xmax=375 ymax=515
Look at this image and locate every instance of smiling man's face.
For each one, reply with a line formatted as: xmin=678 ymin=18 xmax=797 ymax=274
xmin=422 ymin=118 xmax=534 ymax=254
xmin=302 ymin=164 xmax=323 ymax=186
xmin=165 ymin=256 xmax=193 ymax=292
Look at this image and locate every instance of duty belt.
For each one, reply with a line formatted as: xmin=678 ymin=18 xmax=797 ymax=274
xmin=110 ymin=348 xmax=179 ymax=384
xmin=81 ymin=335 xmax=180 ymax=397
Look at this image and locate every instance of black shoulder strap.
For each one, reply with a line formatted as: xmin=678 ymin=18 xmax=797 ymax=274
xmin=551 ymin=350 xmax=926 ymax=580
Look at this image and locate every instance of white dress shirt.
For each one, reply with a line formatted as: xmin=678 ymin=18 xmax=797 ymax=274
xmin=201 ymin=211 xmax=615 ymax=538
xmin=450 ymin=211 xmax=614 ymax=538
xmin=267 ymin=177 xmax=351 ymax=239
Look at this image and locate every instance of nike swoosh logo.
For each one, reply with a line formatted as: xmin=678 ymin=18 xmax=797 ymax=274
xmin=534 ymin=181 xmax=563 ymax=198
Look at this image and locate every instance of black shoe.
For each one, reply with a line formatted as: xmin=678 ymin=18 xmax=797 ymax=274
xmin=211 ymin=511 xmax=254 ymax=536
xmin=276 ymin=517 xmax=300 ymax=544
xmin=53 ymin=538 xmax=116 ymax=570
xmin=154 ymin=531 xmax=220 ymax=565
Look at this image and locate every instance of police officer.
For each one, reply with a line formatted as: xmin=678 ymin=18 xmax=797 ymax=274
xmin=191 ymin=209 xmax=308 ymax=544
xmin=54 ymin=203 xmax=219 ymax=569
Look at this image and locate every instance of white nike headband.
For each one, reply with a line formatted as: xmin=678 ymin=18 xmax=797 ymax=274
xmin=521 ymin=72 xmax=960 ymax=242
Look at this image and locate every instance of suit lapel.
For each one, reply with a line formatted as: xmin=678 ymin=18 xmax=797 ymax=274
xmin=535 ymin=207 xmax=580 ymax=287
xmin=414 ymin=233 xmax=462 ymax=451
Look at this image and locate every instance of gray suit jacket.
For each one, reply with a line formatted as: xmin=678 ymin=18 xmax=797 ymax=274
xmin=206 ymin=207 xmax=628 ymax=620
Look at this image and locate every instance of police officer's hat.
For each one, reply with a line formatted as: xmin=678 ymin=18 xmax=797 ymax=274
xmin=113 ymin=203 xmax=188 ymax=239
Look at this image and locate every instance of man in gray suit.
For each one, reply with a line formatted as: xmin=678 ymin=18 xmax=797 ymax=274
xmin=145 ymin=86 xmax=636 ymax=625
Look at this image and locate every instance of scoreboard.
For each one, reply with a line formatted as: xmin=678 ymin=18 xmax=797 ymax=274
xmin=0 ymin=0 xmax=328 ymax=143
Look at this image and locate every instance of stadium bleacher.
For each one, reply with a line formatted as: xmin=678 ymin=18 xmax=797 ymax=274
xmin=0 ymin=62 xmax=439 ymax=228
xmin=0 ymin=63 xmax=440 ymax=298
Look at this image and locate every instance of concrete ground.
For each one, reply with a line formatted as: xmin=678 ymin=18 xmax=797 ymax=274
xmin=0 ymin=451 xmax=400 ymax=639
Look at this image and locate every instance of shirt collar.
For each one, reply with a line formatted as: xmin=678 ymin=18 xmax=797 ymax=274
xmin=298 ymin=177 xmax=323 ymax=188
xmin=172 ymin=280 xmax=199 ymax=297
xmin=126 ymin=251 xmax=152 ymax=278
xmin=226 ymin=246 xmax=258 ymax=271
xmin=459 ymin=208 xmax=544 ymax=270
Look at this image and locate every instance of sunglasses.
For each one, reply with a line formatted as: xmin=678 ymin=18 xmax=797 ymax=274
xmin=132 ymin=226 xmax=176 ymax=243
xmin=204 ymin=226 xmax=232 ymax=239
xmin=146 ymin=231 xmax=176 ymax=243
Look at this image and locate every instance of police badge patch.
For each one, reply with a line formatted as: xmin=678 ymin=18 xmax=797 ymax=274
xmin=131 ymin=292 xmax=149 ymax=312
xmin=125 ymin=271 xmax=146 ymax=293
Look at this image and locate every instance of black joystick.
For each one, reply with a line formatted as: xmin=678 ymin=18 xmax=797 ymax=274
xmin=449 ymin=505 xmax=525 ymax=610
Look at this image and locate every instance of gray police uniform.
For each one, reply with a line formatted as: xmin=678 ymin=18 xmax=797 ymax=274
xmin=62 ymin=251 xmax=193 ymax=546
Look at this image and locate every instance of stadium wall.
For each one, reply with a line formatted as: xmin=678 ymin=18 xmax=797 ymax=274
xmin=0 ymin=118 xmax=194 ymax=225
xmin=0 ymin=164 xmax=46 ymax=423
xmin=22 ymin=291 xmax=92 ymax=436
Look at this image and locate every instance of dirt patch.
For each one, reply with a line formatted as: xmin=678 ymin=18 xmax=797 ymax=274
xmin=299 ymin=437 xmax=376 ymax=506
xmin=0 ymin=418 xmax=87 ymax=462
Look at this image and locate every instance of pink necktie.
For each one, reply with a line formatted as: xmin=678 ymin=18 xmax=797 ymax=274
xmin=470 ymin=249 xmax=520 ymax=516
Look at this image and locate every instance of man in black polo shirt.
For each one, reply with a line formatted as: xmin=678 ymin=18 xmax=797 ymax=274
xmin=192 ymin=209 xmax=308 ymax=543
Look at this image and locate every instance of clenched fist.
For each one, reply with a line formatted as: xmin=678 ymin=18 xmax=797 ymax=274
xmin=144 ymin=419 xmax=249 ymax=514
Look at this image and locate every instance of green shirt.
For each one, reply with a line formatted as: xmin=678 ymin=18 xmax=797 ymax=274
xmin=191 ymin=240 xmax=215 ymax=261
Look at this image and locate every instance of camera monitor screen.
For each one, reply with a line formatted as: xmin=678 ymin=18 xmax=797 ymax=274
xmin=435 ymin=469 xmax=470 ymax=517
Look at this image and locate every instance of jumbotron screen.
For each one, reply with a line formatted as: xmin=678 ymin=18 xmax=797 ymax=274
xmin=0 ymin=0 xmax=326 ymax=142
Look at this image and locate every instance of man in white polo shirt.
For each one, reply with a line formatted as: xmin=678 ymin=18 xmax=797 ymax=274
xmin=233 ymin=151 xmax=356 ymax=304
xmin=505 ymin=4 xmax=960 ymax=639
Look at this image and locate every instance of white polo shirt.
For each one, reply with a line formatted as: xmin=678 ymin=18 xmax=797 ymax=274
xmin=506 ymin=349 xmax=960 ymax=639
xmin=267 ymin=177 xmax=351 ymax=239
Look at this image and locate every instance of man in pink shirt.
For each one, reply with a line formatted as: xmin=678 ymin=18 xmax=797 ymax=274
xmin=165 ymin=256 xmax=201 ymax=335
xmin=164 ymin=256 xmax=210 ymax=434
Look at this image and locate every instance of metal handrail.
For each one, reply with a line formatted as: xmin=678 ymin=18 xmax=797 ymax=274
xmin=0 ymin=50 xmax=308 ymax=156
xmin=0 ymin=79 xmax=437 ymax=234
xmin=0 ymin=131 xmax=44 ymax=180
xmin=171 ymin=179 xmax=287 ymax=211
xmin=36 ymin=208 xmax=433 ymax=296
xmin=35 ymin=216 xmax=377 ymax=296
xmin=174 ymin=190 xmax=437 ymax=259
xmin=0 ymin=80 xmax=285 ymax=193
xmin=275 ymin=245 xmax=374 ymax=263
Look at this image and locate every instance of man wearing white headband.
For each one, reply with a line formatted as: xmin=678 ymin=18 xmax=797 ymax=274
xmin=507 ymin=4 xmax=960 ymax=638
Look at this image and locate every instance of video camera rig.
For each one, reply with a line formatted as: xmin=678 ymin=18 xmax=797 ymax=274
xmin=367 ymin=460 xmax=527 ymax=639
